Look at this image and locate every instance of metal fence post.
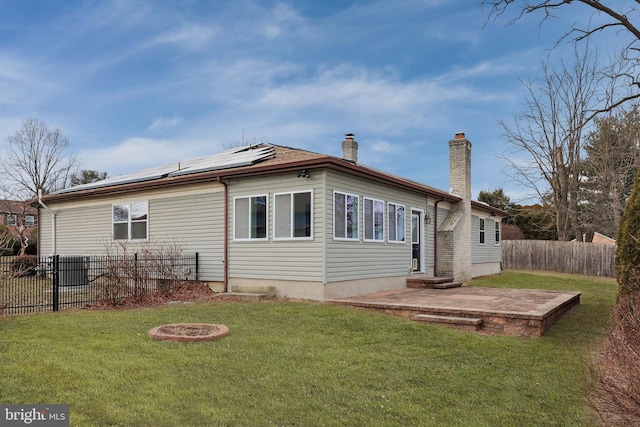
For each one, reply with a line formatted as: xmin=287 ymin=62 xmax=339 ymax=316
xmin=195 ymin=253 xmax=199 ymax=281
xmin=52 ymin=255 xmax=60 ymax=312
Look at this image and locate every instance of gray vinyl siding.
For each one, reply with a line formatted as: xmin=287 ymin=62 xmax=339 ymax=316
xmin=40 ymin=204 xmax=111 ymax=255
xmin=228 ymin=172 xmax=325 ymax=282
xmin=145 ymin=191 xmax=225 ymax=281
xmin=40 ymin=183 xmax=225 ymax=281
xmin=471 ymin=214 xmax=501 ymax=263
xmin=325 ymin=170 xmax=428 ymax=282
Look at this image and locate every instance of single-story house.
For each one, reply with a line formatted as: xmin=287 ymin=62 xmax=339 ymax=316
xmin=37 ymin=132 xmax=507 ymax=300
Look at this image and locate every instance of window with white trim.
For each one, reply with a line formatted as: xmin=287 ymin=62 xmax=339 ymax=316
xmin=388 ymin=202 xmax=405 ymax=243
xmin=479 ymin=218 xmax=486 ymax=245
xmin=6 ymin=214 xmax=16 ymax=226
xmin=234 ymin=195 xmax=268 ymax=240
xmin=113 ymin=202 xmax=148 ymax=241
xmin=364 ymin=198 xmax=384 ymax=242
xmin=25 ymin=215 xmax=35 ymax=227
xmin=494 ymin=220 xmax=501 ymax=245
xmin=334 ymin=191 xmax=359 ymax=240
xmin=274 ymin=191 xmax=313 ymax=239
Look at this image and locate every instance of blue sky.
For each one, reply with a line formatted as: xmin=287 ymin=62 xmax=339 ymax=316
xmin=0 ymin=0 xmax=602 ymax=201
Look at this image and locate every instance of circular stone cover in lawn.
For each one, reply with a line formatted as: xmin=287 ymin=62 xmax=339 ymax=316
xmin=148 ymin=323 xmax=229 ymax=342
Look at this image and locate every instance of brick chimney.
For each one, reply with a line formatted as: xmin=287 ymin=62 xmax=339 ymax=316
xmin=342 ymin=133 xmax=358 ymax=163
xmin=448 ymin=131 xmax=472 ymax=282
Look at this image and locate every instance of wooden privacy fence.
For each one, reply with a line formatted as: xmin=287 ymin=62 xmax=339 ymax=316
xmin=502 ymin=240 xmax=616 ymax=278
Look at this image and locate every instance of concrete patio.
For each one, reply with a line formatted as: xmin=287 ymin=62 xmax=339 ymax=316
xmin=329 ymin=286 xmax=582 ymax=337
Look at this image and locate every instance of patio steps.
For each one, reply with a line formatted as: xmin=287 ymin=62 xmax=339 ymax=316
xmin=226 ymin=285 xmax=276 ymax=302
xmin=406 ymin=276 xmax=462 ymax=289
xmin=412 ymin=313 xmax=483 ymax=331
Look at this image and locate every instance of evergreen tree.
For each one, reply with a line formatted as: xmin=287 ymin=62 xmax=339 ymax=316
xmin=615 ymin=168 xmax=640 ymax=296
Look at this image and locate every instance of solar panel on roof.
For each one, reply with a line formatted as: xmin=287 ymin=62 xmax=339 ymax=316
xmin=54 ymin=145 xmax=275 ymax=194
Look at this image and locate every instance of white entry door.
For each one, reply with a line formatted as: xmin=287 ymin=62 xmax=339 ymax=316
xmin=411 ymin=211 xmax=422 ymax=272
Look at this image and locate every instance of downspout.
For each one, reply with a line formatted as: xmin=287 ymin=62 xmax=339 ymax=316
xmin=433 ymin=196 xmax=444 ymax=277
xmin=218 ymin=177 xmax=229 ymax=293
xmin=38 ymin=189 xmax=56 ymax=255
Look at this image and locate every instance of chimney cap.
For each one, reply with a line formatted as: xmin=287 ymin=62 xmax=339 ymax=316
xmin=454 ymin=132 xmax=466 ymax=140
xmin=345 ymin=133 xmax=355 ymax=139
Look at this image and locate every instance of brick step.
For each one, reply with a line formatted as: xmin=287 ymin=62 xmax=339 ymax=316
xmin=412 ymin=314 xmax=482 ymax=331
xmin=406 ymin=276 xmax=454 ymax=289
xmin=226 ymin=285 xmax=276 ymax=302
xmin=433 ymin=282 xmax=463 ymax=289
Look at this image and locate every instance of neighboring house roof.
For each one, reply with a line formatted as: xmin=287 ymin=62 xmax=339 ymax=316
xmin=592 ymin=232 xmax=616 ymax=245
xmin=44 ymin=143 xmax=507 ymax=217
xmin=571 ymin=232 xmax=617 ymax=244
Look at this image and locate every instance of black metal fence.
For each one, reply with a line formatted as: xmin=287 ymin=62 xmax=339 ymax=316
xmin=0 ymin=253 xmax=199 ymax=315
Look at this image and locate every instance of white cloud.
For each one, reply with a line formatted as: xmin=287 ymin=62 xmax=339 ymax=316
xmin=261 ymin=3 xmax=306 ymax=38
xmin=148 ymin=115 xmax=183 ymax=131
xmin=146 ymin=24 xmax=218 ymax=50
xmin=77 ymin=137 xmax=219 ymax=177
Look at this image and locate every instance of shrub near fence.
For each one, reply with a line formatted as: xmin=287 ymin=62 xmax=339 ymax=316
xmin=502 ymin=240 xmax=616 ymax=278
xmin=0 ymin=253 xmax=199 ymax=315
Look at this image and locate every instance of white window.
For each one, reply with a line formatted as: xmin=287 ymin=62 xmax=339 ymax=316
xmin=113 ymin=202 xmax=148 ymax=241
xmin=234 ymin=196 xmax=268 ymax=240
xmin=25 ymin=215 xmax=35 ymax=227
xmin=388 ymin=203 xmax=405 ymax=243
xmin=364 ymin=198 xmax=384 ymax=242
xmin=495 ymin=220 xmax=501 ymax=245
xmin=334 ymin=191 xmax=359 ymax=240
xmin=479 ymin=218 xmax=486 ymax=245
xmin=6 ymin=214 xmax=16 ymax=226
xmin=274 ymin=191 xmax=313 ymax=239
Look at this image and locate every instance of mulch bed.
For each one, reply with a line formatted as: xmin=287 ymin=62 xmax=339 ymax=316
xmin=85 ymin=282 xmax=242 ymax=310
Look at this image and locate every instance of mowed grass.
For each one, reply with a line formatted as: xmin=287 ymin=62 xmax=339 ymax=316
xmin=0 ymin=271 xmax=617 ymax=426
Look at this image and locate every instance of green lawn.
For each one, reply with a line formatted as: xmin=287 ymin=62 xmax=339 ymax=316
xmin=0 ymin=271 xmax=617 ymax=426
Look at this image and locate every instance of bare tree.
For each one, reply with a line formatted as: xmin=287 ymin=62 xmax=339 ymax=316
xmin=581 ymin=104 xmax=640 ymax=239
xmin=1 ymin=118 xmax=79 ymax=197
xmin=499 ymin=47 xmax=602 ymax=240
xmin=483 ymin=0 xmax=640 ymax=115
